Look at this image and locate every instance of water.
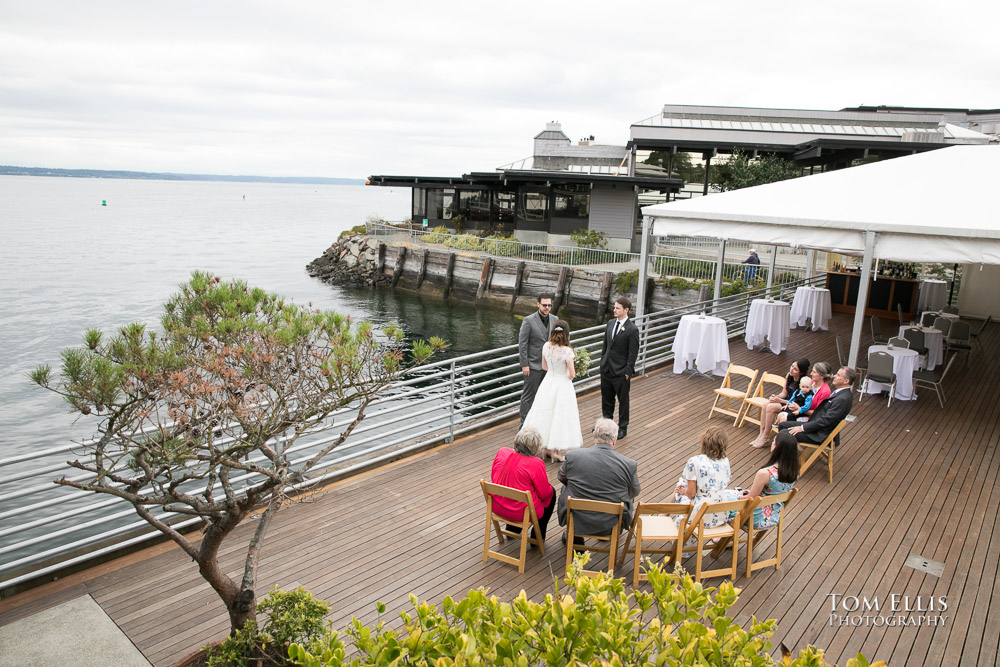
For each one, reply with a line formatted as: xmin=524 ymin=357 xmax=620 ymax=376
xmin=0 ymin=176 xmax=521 ymax=460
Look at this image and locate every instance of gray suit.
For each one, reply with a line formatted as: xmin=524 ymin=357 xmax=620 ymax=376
xmin=557 ymin=443 xmax=640 ymax=536
xmin=518 ymin=311 xmax=555 ymax=424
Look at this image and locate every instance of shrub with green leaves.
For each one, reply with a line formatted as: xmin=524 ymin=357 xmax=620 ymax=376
xmin=425 ymin=225 xmax=450 ymax=244
xmin=208 ymin=587 xmax=330 ymax=667
xmin=573 ymin=348 xmax=592 ymax=379
xmin=483 ymin=233 xmax=522 ymax=258
xmin=663 ymin=277 xmax=699 ymax=293
xmin=444 ymin=233 xmax=485 ymax=251
xmin=288 ymin=555 xmax=880 ymax=666
xmin=615 ymin=270 xmax=639 ymax=293
xmin=570 ymin=228 xmax=608 ymax=250
xmin=338 ymin=224 xmax=368 ymax=241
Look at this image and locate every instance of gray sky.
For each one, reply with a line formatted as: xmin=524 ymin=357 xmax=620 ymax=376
xmin=1 ymin=0 xmax=997 ymax=179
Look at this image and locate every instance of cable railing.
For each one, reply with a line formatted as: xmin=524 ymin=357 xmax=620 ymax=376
xmin=0 ymin=274 xmax=826 ymax=590
xmin=365 ymin=222 xmax=810 ymax=283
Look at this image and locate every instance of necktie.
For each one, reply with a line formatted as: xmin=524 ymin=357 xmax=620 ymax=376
xmin=613 ymin=322 xmax=620 ymax=338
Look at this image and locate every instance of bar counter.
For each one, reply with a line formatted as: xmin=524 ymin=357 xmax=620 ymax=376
xmin=826 ymin=271 xmax=919 ymax=320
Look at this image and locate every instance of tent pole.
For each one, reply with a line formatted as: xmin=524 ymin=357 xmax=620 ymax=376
xmin=713 ymin=239 xmax=726 ymax=312
xmin=806 ymin=249 xmax=816 ymax=279
xmin=766 ymin=245 xmax=778 ymax=289
xmin=848 ymin=231 xmax=877 ymax=368
xmin=636 ymin=215 xmax=651 ymax=319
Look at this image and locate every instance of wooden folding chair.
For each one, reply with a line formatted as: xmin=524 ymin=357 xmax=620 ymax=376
xmin=798 ymin=420 xmax=848 ymax=483
xmin=679 ymin=499 xmax=752 ymax=582
xmin=737 ymin=371 xmax=786 ymax=428
xmin=480 ymin=480 xmax=545 ymax=573
xmin=564 ymin=497 xmax=624 ymax=578
xmin=617 ymin=502 xmax=692 ymax=587
xmin=709 ymin=364 xmax=759 ymax=424
xmin=743 ymin=489 xmax=797 ymax=578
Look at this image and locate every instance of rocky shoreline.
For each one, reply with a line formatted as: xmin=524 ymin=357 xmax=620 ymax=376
xmin=306 ymin=235 xmax=388 ymax=287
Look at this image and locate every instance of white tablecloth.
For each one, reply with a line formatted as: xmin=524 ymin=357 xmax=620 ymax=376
xmin=790 ymin=286 xmax=832 ymax=331
xmin=672 ymin=314 xmax=730 ymax=376
xmin=745 ymin=299 xmax=791 ymax=354
xmin=899 ymin=325 xmax=944 ymax=371
xmin=918 ymin=280 xmax=948 ymax=313
xmin=922 ymin=310 xmax=959 ymax=322
xmin=866 ymin=344 xmax=919 ymax=400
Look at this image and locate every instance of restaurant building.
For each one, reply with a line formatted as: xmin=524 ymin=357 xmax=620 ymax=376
xmin=369 ymin=105 xmax=995 ymax=249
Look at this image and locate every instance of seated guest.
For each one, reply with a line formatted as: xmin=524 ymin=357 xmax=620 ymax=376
xmin=779 ymin=366 xmax=856 ymax=445
xmin=751 ymin=358 xmax=810 ymax=448
xmin=740 ymin=431 xmax=800 ymax=529
xmin=673 ymin=425 xmax=733 ymax=529
xmin=780 ymin=376 xmax=814 ymax=421
xmin=557 ymin=418 xmax=640 ymax=540
xmin=777 ymin=361 xmax=832 ymax=425
xmin=491 ymin=428 xmax=556 ymax=541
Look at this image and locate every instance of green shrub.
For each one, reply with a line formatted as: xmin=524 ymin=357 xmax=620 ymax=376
xmin=425 ymin=225 xmax=450 ymax=244
xmin=663 ymin=277 xmax=699 ymax=293
xmin=289 ymin=556 xmax=876 ymax=667
xmin=338 ymin=224 xmax=368 ymax=241
xmin=702 ymin=280 xmax=750 ymax=298
xmin=775 ymin=271 xmax=800 ymax=284
xmin=570 ymin=228 xmax=608 ymax=249
xmin=444 ymin=233 xmax=484 ymax=251
xmin=207 ymin=587 xmax=329 ymax=667
xmin=615 ymin=269 xmax=638 ymax=293
xmin=573 ymin=347 xmax=592 ymax=379
xmin=483 ymin=233 xmax=522 ymax=257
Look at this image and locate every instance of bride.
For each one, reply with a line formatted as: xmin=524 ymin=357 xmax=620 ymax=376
xmin=522 ymin=320 xmax=583 ymax=461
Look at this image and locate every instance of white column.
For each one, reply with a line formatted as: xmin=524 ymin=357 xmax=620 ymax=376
xmin=848 ymin=232 xmax=877 ymax=368
xmin=713 ymin=239 xmax=727 ymax=309
xmin=806 ymin=249 xmax=816 ymax=279
xmin=636 ymin=215 xmax=652 ymax=318
xmin=766 ymin=244 xmax=778 ymax=289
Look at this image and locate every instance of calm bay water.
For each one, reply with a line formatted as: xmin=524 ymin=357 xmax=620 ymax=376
xmin=0 ymin=176 xmax=521 ymax=460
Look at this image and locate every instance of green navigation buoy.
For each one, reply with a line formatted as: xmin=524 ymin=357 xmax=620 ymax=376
xmin=102 ymin=200 xmax=107 ymax=206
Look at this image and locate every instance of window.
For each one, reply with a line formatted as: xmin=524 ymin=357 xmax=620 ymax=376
xmin=426 ymin=188 xmax=456 ymax=220
xmin=553 ymin=185 xmax=589 ymax=219
xmin=459 ymin=190 xmax=491 ymax=222
xmin=517 ymin=189 xmax=549 ymax=223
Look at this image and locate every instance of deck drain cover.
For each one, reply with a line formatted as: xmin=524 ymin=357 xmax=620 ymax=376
xmin=905 ymin=554 xmax=945 ymax=577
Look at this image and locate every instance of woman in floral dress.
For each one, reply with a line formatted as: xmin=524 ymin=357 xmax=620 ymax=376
xmin=742 ymin=430 xmax=799 ymax=528
xmin=673 ymin=425 xmax=733 ymax=529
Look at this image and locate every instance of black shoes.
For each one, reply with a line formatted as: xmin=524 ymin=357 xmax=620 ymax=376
xmin=617 ymin=429 xmax=627 ymax=440
xmin=561 ymin=533 xmax=585 ymax=548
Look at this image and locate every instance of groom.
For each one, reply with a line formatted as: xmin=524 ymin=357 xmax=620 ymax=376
xmin=600 ymin=296 xmax=640 ymax=440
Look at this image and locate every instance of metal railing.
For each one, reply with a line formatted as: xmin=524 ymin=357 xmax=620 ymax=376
xmin=365 ymin=222 xmax=810 ymax=283
xmin=0 ymin=274 xmax=826 ymax=590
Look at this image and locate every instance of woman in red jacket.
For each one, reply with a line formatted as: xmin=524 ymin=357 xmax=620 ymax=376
xmin=490 ymin=428 xmax=556 ymax=541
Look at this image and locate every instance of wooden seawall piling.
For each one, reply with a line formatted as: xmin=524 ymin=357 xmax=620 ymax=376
xmin=307 ymin=236 xmax=702 ymax=322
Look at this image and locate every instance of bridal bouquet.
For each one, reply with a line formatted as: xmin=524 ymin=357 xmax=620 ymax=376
xmin=574 ymin=348 xmax=592 ymax=379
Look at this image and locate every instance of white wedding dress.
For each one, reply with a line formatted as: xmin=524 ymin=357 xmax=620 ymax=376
xmin=522 ymin=342 xmax=583 ymax=453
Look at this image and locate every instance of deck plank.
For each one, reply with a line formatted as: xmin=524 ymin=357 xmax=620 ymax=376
xmin=1 ymin=313 xmax=997 ymax=666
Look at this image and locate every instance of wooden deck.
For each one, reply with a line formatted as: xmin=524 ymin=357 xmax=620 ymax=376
xmin=1 ymin=313 xmax=998 ymax=666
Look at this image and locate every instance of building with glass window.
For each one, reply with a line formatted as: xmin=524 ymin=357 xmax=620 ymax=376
xmin=369 ymin=106 xmax=995 ymax=249
xmin=367 ymin=122 xmax=683 ymax=251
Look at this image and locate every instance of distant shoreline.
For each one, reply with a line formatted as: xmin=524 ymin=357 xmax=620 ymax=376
xmin=0 ymin=165 xmax=364 ymax=186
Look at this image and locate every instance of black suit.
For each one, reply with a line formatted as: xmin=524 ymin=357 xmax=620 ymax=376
xmin=778 ymin=386 xmax=852 ymax=445
xmin=600 ymin=318 xmax=640 ymax=434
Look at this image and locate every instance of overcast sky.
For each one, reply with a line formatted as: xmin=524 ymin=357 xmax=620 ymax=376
xmin=1 ymin=1 xmax=997 ymax=179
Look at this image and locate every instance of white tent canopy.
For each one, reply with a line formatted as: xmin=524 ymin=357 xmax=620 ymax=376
xmin=639 ymin=144 xmax=1000 ymax=368
xmin=643 ymin=144 xmax=1000 ymax=264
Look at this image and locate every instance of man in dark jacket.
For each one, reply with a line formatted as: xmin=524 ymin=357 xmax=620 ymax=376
xmin=557 ymin=418 xmax=641 ymax=537
xmin=600 ymin=296 xmax=640 ymax=439
xmin=780 ymin=366 xmax=855 ymax=445
xmin=742 ymin=249 xmax=761 ymax=282
xmin=518 ymin=293 xmax=556 ymax=426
